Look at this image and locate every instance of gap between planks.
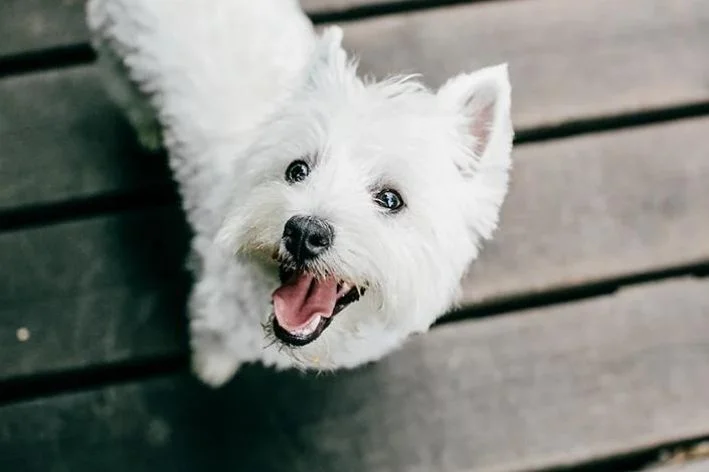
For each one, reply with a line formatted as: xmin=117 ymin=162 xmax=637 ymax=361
xmin=1 ymin=277 xmax=708 ymax=472
xmin=1 ymin=270 xmax=708 ymax=407
xmin=540 ymin=436 xmax=709 ymax=472
xmin=2 ymin=116 xmax=708 ymax=385
xmin=2 ymin=107 xmax=709 ymax=234
xmin=3 ymin=0 xmax=709 ymax=216
xmin=0 ymin=0 xmax=487 ymax=77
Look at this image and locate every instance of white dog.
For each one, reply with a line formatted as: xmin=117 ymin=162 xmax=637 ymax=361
xmin=87 ymin=0 xmax=513 ymax=387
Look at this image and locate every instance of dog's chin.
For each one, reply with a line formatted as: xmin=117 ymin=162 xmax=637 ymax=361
xmin=270 ymin=263 xmax=365 ymax=347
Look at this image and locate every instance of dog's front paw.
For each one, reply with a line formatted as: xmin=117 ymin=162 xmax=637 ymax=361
xmin=192 ymin=348 xmax=240 ymax=388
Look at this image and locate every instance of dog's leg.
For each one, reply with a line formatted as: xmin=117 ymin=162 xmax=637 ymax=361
xmin=188 ymin=255 xmax=240 ymax=387
xmin=186 ymin=239 xmax=269 ymax=387
xmin=94 ymin=42 xmax=163 ymax=152
xmin=94 ymin=41 xmax=243 ymax=387
xmin=190 ymin=322 xmax=241 ymax=388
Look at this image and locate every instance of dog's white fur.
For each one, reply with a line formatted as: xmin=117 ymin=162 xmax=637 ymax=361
xmin=87 ymin=0 xmax=513 ymax=387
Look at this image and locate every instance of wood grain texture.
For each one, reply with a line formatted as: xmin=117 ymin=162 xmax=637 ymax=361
xmin=2 ymin=118 xmax=708 ymax=381
xmin=2 ymin=0 xmax=709 ymax=210
xmin=0 ymin=66 xmax=170 ymax=212
xmin=1 ymin=277 xmax=708 ymax=472
xmin=0 ymin=0 xmax=87 ymax=57
xmin=461 ymin=116 xmax=709 ymax=305
xmin=0 ymin=208 xmax=190 ymax=380
xmin=302 ymin=0 xmax=429 ymax=12
xmin=0 ymin=0 xmax=426 ymax=58
xmin=345 ymin=0 xmax=709 ymax=129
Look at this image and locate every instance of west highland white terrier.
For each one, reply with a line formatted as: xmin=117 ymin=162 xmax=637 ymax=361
xmin=87 ymin=0 xmax=513 ymax=387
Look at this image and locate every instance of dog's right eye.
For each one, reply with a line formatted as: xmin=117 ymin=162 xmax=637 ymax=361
xmin=285 ymin=160 xmax=310 ymax=183
xmin=374 ymin=189 xmax=404 ymax=212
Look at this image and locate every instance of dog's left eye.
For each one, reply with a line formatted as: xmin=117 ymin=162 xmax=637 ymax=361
xmin=285 ymin=160 xmax=310 ymax=183
xmin=374 ymin=189 xmax=404 ymax=212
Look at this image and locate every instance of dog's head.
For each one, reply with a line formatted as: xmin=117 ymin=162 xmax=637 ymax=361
xmin=217 ymin=27 xmax=513 ymax=369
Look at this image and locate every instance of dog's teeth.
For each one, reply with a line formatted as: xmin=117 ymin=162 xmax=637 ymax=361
xmin=338 ymin=282 xmax=352 ymax=297
xmin=291 ymin=316 xmax=321 ymax=337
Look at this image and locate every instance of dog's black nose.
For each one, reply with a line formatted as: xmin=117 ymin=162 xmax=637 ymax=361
xmin=282 ymin=215 xmax=334 ymax=264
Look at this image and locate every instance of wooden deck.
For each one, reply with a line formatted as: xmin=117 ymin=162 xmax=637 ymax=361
xmin=1 ymin=1 xmax=709 ymax=471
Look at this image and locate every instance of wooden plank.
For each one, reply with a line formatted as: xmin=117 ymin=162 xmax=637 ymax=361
xmin=0 ymin=0 xmax=87 ymax=57
xmin=2 ymin=118 xmax=708 ymax=381
xmin=302 ymin=0 xmax=429 ymax=12
xmin=0 ymin=0 xmax=426 ymax=58
xmin=0 ymin=65 xmax=170 ymax=213
xmin=345 ymin=0 xmax=709 ymax=130
xmin=0 ymin=208 xmax=190 ymax=380
xmin=461 ymin=116 xmax=709 ymax=305
xmin=2 ymin=0 xmax=709 ymax=211
xmin=1 ymin=277 xmax=708 ymax=472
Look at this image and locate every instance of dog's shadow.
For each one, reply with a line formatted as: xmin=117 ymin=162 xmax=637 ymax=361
xmin=152 ymin=361 xmax=408 ymax=472
xmin=76 ymin=91 xmax=193 ymax=343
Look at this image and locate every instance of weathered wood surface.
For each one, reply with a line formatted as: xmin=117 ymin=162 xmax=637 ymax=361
xmin=0 ymin=66 xmax=170 ymax=213
xmin=2 ymin=0 xmax=708 ymax=469
xmin=345 ymin=0 xmax=709 ymax=129
xmin=0 ymin=0 xmax=426 ymax=59
xmin=3 ymin=0 xmax=709 ymax=211
xmin=1 ymin=277 xmax=708 ymax=472
xmin=3 ymin=118 xmax=708 ymax=381
xmin=0 ymin=208 xmax=189 ymax=380
xmin=0 ymin=0 xmax=86 ymax=57
xmin=302 ymin=0 xmax=429 ymax=12
xmin=462 ymin=116 xmax=709 ymax=305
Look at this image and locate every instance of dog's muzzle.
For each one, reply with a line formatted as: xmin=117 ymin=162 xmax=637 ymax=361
xmin=269 ymin=215 xmax=364 ymax=347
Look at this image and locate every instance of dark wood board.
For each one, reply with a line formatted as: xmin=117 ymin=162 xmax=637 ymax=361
xmin=0 ymin=66 xmax=170 ymax=213
xmin=302 ymin=0 xmax=430 ymax=13
xmin=1 ymin=277 xmax=708 ymax=472
xmin=0 ymin=0 xmax=429 ymax=58
xmin=0 ymin=208 xmax=190 ymax=380
xmin=3 ymin=118 xmax=709 ymax=381
xmin=462 ymin=116 xmax=709 ymax=305
xmin=344 ymin=0 xmax=709 ymax=130
xmin=3 ymin=0 xmax=709 ymax=211
xmin=0 ymin=0 xmax=87 ymax=57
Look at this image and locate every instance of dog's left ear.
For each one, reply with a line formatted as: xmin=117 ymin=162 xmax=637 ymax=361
xmin=438 ymin=64 xmax=514 ymax=239
xmin=303 ymin=27 xmax=349 ymax=87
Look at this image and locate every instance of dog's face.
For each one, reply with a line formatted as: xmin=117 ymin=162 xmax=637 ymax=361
xmin=217 ymin=28 xmax=513 ymax=369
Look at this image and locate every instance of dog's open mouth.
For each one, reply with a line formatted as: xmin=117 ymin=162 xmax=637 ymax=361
xmin=271 ymin=265 xmax=363 ymax=347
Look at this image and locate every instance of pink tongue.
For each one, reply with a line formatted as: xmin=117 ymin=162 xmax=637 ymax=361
xmin=272 ymin=273 xmax=338 ymax=332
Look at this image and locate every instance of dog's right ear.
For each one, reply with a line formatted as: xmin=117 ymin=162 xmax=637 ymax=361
xmin=303 ymin=27 xmax=349 ymax=87
xmin=437 ymin=64 xmax=512 ymax=165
